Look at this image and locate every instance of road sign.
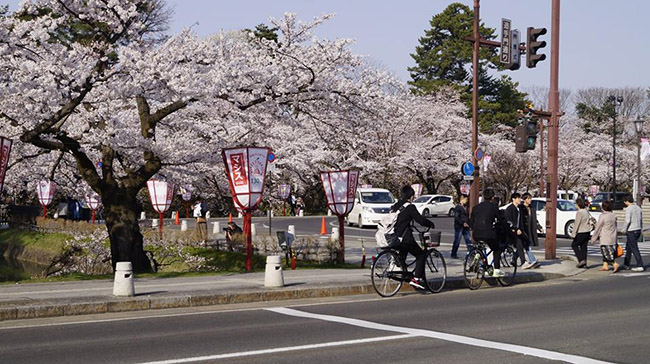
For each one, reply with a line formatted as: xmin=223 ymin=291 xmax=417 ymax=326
xmin=474 ymin=147 xmax=484 ymax=161
xmin=500 ymin=18 xmax=512 ymax=65
xmin=463 ymin=175 xmax=475 ymax=181
xmin=462 ymin=162 xmax=474 ymax=176
xmin=510 ymin=29 xmax=521 ymax=70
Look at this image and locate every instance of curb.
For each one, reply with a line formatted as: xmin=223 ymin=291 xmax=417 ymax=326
xmin=0 ymin=271 xmax=565 ymax=322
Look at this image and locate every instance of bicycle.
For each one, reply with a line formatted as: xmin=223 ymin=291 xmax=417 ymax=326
xmin=463 ymin=240 xmax=517 ymax=290
xmin=371 ymin=226 xmax=447 ymax=297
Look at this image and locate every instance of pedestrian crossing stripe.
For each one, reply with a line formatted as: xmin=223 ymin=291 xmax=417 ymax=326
xmin=532 ymin=242 xmax=650 ymax=257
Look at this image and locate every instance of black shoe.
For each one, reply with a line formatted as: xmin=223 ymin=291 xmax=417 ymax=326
xmin=450 ymin=254 xmax=459 ymax=259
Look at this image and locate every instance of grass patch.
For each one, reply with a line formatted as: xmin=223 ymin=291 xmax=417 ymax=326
xmin=189 ymin=248 xmax=266 ymax=272
xmin=0 ymin=228 xmax=70 ymax=253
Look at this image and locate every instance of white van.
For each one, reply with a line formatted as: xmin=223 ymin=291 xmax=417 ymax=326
xmin=557 ymin=190 xmax=578 ymax=202
xmin=347 ymin=188 xmax=396 ymax=227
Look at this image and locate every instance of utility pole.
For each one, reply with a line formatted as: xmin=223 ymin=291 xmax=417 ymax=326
xmin=466 ymin=0 xmax=501 ymax=211
xmin=539 ymin=121 xmax=545 ymax=197
xmin=545 ymin=0 xmax=561 ymax=260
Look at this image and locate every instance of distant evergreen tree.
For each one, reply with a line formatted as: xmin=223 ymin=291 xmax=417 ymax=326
xmin=409 ymin=2 xmax=528 ymax=131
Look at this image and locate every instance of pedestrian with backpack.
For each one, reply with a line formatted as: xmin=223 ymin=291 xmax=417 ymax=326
xmin=390 ymin=185 xmax=435 ymax=290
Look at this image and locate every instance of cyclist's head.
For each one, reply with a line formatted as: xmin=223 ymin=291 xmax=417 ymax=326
xmin=483 ymin=188 xmax=495 ymax=202
xmin=400 ymin=185 xmax=416 ymax=201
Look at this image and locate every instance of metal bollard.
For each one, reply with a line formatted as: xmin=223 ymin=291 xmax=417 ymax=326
xmin=113 ymin=261 xmax=135 ymax=296
xmin=264 ymin=255 xmax=284 ymax=287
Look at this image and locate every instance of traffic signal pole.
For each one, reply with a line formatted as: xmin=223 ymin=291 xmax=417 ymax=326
xmin=470 ymin=0 xmax=480 ymax=212
xmin=545 ymin=0 xmax=561 ymax=260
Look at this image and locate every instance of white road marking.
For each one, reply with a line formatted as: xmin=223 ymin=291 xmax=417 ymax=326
xmin=266 ymin=307 xmax=613 ymax=364
xmin=0 ymin=295 xmax=398 ymax=330
xmin=134 ymin=334 xmax=413 ymax=364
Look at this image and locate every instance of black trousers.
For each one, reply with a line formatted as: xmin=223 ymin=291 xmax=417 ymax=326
xmin=624 ymin=230 xmax=644 ymax=267
xmin=398 ymin=241 xmax=426 ymax=279
xmin=572 ymin=232 xmax=590 ymax=263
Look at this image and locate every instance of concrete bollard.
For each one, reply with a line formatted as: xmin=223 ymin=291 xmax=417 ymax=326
xmin=299 ymin=210 xmax=304 ymax=217
xmin=212 ymin=221 xmax=220 ymax=235
xmin=152 ymin=218 xmax=158 ymax=228
xmin=251 ymin=223 xmax=256 ymax=236
xmin=140 ymin=212 xmax=146 ymax=220
xmin=171 ymin=211 xmax=177 ymax=220
xmin=206 ymin=211 xmax=211 ymax=219
xmin=238 ymin=212 xmax=243 ymax=218
xmin=181 ymin=220 xmax=188 ymax=232
xmin=286 ymin=225 xmax=295 ymax=248
xmin=331 ymin=227 xmax=339 ymax=242
xmin=327 ymin=209 xmax=332 ymax=216
xmin=113 ymin=262 xmax=135 ymax=296
xmin=264 ymin=255 xmax=284 ymax=287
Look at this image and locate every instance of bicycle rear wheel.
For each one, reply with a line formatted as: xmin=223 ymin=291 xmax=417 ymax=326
xmin=464 ymin=249 xmax=485 ymax=290
xmin=371 ymin=250 xmax=405 ymax=297
xmin=424 ymin=249 xmax=447 ymax=293
xmin=497 ymin=245 xmax=518 ymax=286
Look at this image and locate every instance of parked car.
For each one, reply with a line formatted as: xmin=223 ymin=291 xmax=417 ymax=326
xmin=501 ymin=198 xmax=601 ymax=237
xmin=346 ymin=188 xmax=395 ymax=227
xmin=413 ymin=194 xmax=455 ymax=217
xmin=557 ymin=190 xmax=578 ymax=202
xmin=588 ymin=192 xmax=631 ymax=212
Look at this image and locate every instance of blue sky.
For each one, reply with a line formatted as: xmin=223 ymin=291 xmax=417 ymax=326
xmin=4 ymin=0 xmax=649 ymax=90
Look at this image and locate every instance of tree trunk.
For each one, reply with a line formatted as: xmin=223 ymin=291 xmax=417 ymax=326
xmin=103 ymin=191 xmax=152 ymax=273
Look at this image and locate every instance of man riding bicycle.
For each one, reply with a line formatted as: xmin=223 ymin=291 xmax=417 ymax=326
xmin=391 ymin=185 xmax=436 ymax=290
xmin=469 ymin=188 xmax=506 ymax=277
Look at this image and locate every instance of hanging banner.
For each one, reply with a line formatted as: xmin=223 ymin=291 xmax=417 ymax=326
xmin=37 ymin=180 xmax=56 ymax=207
xmin=411 ymin=183 xmax=423 ymax=199
xmin=641 ymin=138 xmax=650 ymax=161
xmin=483 ymin=154 xmax=492 ymax=172
xmin=0 ymin=137 xmax=12 ymax=195
xmin=179 ymin=184 xmax=193 ymax=202
xmin=222 ymin=147 xmax=270 ymax=211
xmin=320 ymin=170 xmax=359 ymax=216
xmin=278 ymin=184 xmax=290 ymax=199
xmin=147 ymin=180 xmax=174 ymax=213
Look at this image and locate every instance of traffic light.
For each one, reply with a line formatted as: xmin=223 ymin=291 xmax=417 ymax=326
xmin=525 ymin=120 xmax=537 ymax=150
xmin=515 ymin=120 xmax=538 ymax=153
xmin=526 ymin=27 xmax=547 ymax=68
xmin=515 ymin=124 xmax=527 ymax=153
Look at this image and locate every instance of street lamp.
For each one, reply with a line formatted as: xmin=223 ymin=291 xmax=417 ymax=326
xmin=635 ymin=116 xmax=645 ymax=206
xmin=607 ymin=95 xmax=623 ymax=205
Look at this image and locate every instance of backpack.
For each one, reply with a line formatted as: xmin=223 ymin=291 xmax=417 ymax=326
xmin=200 ymin=202 xmax=209 ymax=217
xmin=375 ymin=203 xmax=410 ymax=247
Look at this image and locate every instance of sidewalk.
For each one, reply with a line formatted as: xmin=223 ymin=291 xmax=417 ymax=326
xmin=0 ymin=257 xmax=584 ymax=322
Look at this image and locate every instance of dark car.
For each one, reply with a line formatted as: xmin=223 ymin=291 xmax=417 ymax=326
xmin=589 ymin=192 xmax=631 ymax=212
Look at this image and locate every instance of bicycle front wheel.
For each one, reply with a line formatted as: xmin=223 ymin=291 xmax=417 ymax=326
xmin=424 ymin=249 xmax=446 ymax=293
xmin=497 ymin=245 xmax=518 ymax=287
xmin=371 ymin=250 xmax=404 ymax=297
xmin=464 ymin=249 xmax=485 ymax=290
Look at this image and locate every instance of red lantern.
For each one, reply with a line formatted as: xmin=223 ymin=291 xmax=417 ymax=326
xmin=222 ymin=147 xmax=270 ymax=271
xmin=85 ymin=193 xmax=101 ymax=225
xmin=320 ymin=170 xmax=359 ymax=262
xmin=147 ymin=180 xmax=175 ymax=239
xmin=36 ymin=180 xmax=56 ymax=219
xmin=0 ymin=137 xmax=12 ymax=196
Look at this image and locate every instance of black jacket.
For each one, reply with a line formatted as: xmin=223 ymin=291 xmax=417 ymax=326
xmin=521 ymin=204 xmax=540 ymax=246
xmin=469 ymin=200 xmax=504 ymax=241
xmin=454 ymin=204 xmax=470 ymax=230
xmin=393 ymin=203 xmax=435 ymax=245
xmin=503 ymin=203 xmax=522 ymax=243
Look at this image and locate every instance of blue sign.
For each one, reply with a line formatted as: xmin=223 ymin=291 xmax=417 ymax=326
xmin=462 ymin=162 xmax=474 ymax=176
xmin=268 ymin=152 xmax=276 ymax=163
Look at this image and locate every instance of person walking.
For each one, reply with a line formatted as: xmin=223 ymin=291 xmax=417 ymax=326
xmin=450 ymin=194 xmax=472 ymax=259
xmin=622 ymin=196 xmax=644 ymax=271
xmin=520 ymin=193 xmax=540 ymax=269
xmin=504 ymin=193 xmax=526 ymax=267
xmin=470 ymin=188 xmax=506 ymax=277
xmin=193 ymin=198 xmax=208 ymax=246
xmin=570 ymin=198 xmax=592 ymax=268
xmin=590 ymin=200 xmax=620 ymax=273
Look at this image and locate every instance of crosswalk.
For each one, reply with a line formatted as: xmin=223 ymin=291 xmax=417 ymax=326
xmin=532 ymin=241 xmax=650 ymax=258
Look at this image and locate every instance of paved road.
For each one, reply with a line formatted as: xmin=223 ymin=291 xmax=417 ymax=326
xmin=1 ymin=271 xmax=648 ymax=363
